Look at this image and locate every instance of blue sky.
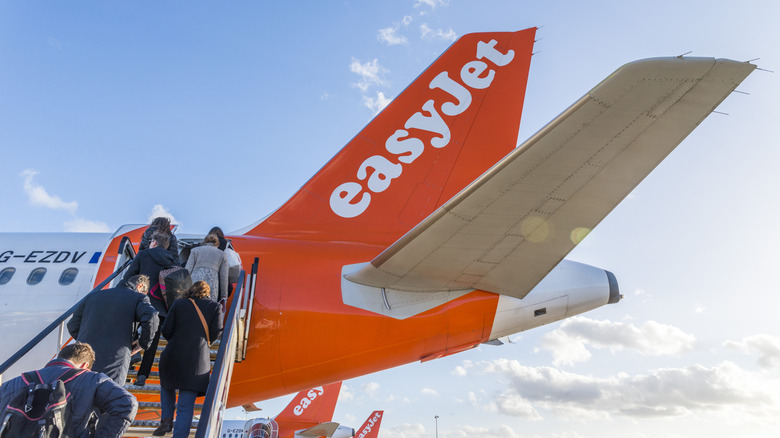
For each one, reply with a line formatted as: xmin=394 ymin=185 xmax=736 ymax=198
xmin=2 ymin=1 xmax=780 ymax=437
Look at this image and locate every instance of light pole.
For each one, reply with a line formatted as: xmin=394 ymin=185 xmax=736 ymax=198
xmin=434 ymin=415 xmax=439 ymax=438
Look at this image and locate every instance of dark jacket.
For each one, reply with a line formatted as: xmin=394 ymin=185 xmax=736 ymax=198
xmin=158 ymin=297 xmax=223 ymax=396
xmin=67 ymin=286 xmax=159 ymax=385
xmin=216 ymin=235 xmax=227 ymax=251
xmin=0 ymin=359 xmax=137 ymax=438
xmin=123 ymin=247 xmax=177 ymax=315
xmin=139 ymin=226 xmax=180 ymax=265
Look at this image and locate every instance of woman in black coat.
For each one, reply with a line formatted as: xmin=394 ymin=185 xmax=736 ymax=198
xmin=153 ymin=281 xmax=223 ymax=437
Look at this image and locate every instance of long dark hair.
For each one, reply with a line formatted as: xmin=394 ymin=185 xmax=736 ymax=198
xmin=151 ymin=217 xmax=172 ymax=235
xmin=208 ymin=227 xmax=224 ymax=239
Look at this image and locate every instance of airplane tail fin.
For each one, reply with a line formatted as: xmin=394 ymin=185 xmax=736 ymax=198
xmin=274 ymin=382 xmax=342 ymax=424
xmin=355 ymin=411 xmax=384 ymax=438
xmin=245 ymin=29 xmax=536 ymax=246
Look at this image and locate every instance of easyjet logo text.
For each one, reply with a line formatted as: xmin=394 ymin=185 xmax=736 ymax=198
xmin=292 ymin=387 xmax=325 ymax=416
xmin=357 ymin=411 xmax=382 ymax=438
xmin=330 ymin=39 xmax=515 ymax=218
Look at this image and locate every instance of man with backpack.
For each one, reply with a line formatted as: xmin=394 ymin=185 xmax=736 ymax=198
xmin=0 ymin=342 xmax=137 ymax=438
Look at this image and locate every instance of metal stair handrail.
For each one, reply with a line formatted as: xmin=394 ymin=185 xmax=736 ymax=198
xmin=195 ymin=257 xmax=257 ymax=438
xmin=0 ymin=236 xmax=137 ymax=376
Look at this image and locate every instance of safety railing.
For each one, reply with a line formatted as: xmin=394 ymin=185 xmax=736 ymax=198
xmin=195 ymin=257 xmax=258 ymax=438
xmin=0 ymin=236 xmax=137 ymax=376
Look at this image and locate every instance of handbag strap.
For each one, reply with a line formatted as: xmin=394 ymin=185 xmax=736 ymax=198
xmin=189 ymin=298 xmax=211 ymax=344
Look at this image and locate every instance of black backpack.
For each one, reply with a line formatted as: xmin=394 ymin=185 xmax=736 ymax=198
xmin=0 ymin=368 xmax=85 ymax=438
xmin=159 ymin=266 xmax=192 ymax=310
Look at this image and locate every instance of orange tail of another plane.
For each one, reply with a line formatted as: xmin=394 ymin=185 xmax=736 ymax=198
xmin=355 ymin=410 xmax=384 ymax=438
xmin=247 ymin=29 xmax=536 ymax=246
xmin=274 ymin=381 xmax=342 ymax=425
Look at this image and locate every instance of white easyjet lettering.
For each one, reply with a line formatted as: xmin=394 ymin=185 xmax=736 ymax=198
xmin=357 ymin=156 xmax=403 ymax=193
xmin=385 ymin=130 xmax=424 ymax=164
xmin=330 ymin=39 xmax=514 ymax=218
xmin=476 ymin=39 xmax=515 ymax=66
xmin=330 ymin=182 xmax=371 ymax=218
xmin=404 ymin=100 xmax=451 ymax=148
xmin=429 ymin=72 xmax=472 ymax=116
xmin=292 ymin=387 xmax=325 ymax=416
xmin=356 ymin=412 xmax=383 ymax=438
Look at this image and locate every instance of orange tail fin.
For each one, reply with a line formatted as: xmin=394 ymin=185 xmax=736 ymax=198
xmin=355 ymin=410 xmax=384 ymax=438
xmin=247 ymin=29 xmax=537 ymax=245
xmin=274 ymin=382 xmax=342 ymax=424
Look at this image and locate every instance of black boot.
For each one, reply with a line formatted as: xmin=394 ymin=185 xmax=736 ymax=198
xmin=153 ymin=418 xmax=173 ymax=436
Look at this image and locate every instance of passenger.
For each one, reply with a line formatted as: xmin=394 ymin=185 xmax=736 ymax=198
xmin=185 ymin=234 xmax=229 ymax=304
xmin=208 ymin=226 xmax=228 ymax=251
xmin=66 ymin=275 xmax=158 ymax=385
xmin=123 ymin=232 xmax=178 ymax=387
xmin=208 ymin=226 xmax=241 ymax=297
xmin=140 ymin=216 xmax=180 ymax=265
xmin=153 ymin=281 xmax=223 ymax=437
xmin=0 ymin=342 xmax=137 ymax=438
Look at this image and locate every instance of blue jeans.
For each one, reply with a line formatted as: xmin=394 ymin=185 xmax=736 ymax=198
xmin=160 ymin=388 xmax=198 ymax=438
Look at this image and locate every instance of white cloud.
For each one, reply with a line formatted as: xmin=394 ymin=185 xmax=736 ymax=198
xmin=453 ymin=359 xmax=474 ymax=376
xmin=64 ymin=218 xmax=111 ymax=233
xmin=414 ymin=0 xmax=448 ymax=9
xmin=725 ymin=334 xmax=780 ymax=370
xmin=378 ymin=27 xmax=408 ymax=46
xmin=339 ymin=383 xmax=354 ymax=402
xmin=459 ymin=358 xmax=779 ymax=421
xmin=363 ymin=91 xmax=392 ymax=115
xmin=21 ymin=169 xmax=111 ymax=232
xmin=421 ymin=387 xmax=439 ymax=396
xmin=449 ymin=424 xmax=524 ymax=438
xmin=493 ymin=388 xmax=542 ymax=420
xmin=362 ymin=381 xmax=380 ymax=398
xmin=539 ymin=317 xmax=696 ymax=366
xmin=147 ymin=204 xmax=177 ymax=224
xmin=21 ymin=169 xmax=78 ymax=214
xmin=350 ymin=58 xmax=389 ymax=92
xmin=385 ymin=423 xmax=427 ymax=438
xmin=419 ymin=24 xmax=457 ymax=42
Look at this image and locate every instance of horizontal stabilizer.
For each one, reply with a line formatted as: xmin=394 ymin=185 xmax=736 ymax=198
xmin=296 ymin=422 xmax=340 ymax=437
xmin=346 ymin=57 xmax=756 ymax=299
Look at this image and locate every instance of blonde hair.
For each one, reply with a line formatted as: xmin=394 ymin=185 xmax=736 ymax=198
xmin=203 ymin=234 xmax=219 ymax=247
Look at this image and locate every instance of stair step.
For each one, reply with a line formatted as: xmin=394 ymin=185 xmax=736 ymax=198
xmin=125 ymin=384 xmax=164 ymax=394
xmin=125 ymin=421 xmax=198 ymax=438
xmin=137 ymin=402 xmax=203 ymax=413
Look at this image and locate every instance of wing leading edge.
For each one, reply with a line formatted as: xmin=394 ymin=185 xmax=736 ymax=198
xmin=346 ymin=57 xmax=756 ymax=299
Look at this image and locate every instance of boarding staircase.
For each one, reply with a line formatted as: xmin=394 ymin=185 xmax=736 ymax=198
xmin=0 ymin=236 xmax=259 ymax=438
xmin=121 ymin=340 xmax=218 ymax=437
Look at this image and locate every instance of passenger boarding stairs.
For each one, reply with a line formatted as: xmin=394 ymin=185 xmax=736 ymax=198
xmin=0 ymin=236 xmax=259 ymax=438
xmin=122 ymin=340 xmax=219 ymax=437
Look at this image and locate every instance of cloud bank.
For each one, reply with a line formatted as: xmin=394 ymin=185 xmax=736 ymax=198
xmin=21 ymin=169 xmax=110 ymax=232
xmin=538 ymin=317 xmax=696 ymax=366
